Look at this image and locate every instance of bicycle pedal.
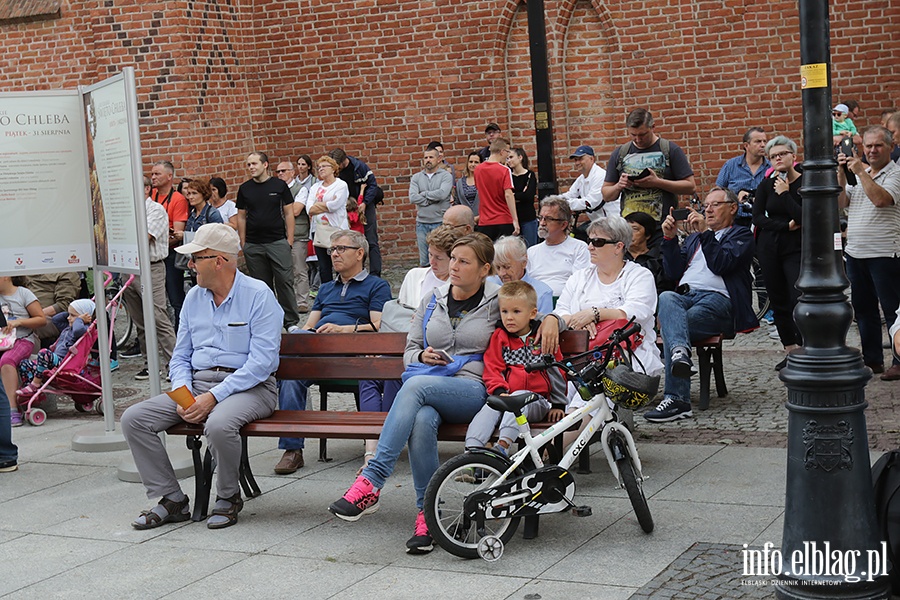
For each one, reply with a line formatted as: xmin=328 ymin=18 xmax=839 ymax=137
xmin=571 ymin=505 xmax=593 ymax=517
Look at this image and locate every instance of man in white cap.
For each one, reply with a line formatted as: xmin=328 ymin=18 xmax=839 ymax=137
xmin=121 ymin=223 xmax=283 ymax=530
xmin=562 ymin=145 xmax=614 ymax=240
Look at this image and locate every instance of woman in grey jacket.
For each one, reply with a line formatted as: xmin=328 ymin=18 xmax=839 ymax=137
xmin=329 ymin=233 xmax=562 ymax=554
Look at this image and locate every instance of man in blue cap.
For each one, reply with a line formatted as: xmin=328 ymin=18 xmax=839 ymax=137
xmin=562 ymin=144 xmax=617 ymax=223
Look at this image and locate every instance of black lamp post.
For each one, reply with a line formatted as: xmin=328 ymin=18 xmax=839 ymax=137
xmin=775 ymin=0 xmax=889 ymax=597
xmin=525 ymin=0 xmax=558 ymax=199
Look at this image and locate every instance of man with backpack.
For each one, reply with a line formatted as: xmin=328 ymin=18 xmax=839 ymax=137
xmin=601 ymin=108 xmax=696 ymax=238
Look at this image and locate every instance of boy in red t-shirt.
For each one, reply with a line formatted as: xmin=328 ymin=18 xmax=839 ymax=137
xmin=474 ymin=138 xmax=519 ymax=240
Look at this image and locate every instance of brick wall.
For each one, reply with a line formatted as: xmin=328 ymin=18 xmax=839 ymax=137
xmin=2 ymin=0 xmax=899 ymax=264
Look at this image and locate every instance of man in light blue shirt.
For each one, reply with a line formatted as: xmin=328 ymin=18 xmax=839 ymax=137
xmin=715 ymin=127 xmax=771 ymax=201
xmin=122 ymin=223 xmax=283 ymax=531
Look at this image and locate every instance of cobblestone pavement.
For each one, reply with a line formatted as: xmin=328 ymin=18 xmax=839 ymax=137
xmin=630 ymin=542 xmax=772 ymax=599
xmin=39 ymin=262 xmax=900 ymax=452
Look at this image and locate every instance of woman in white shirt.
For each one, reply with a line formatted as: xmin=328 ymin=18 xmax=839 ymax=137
xmin=307 ymin=155 xmax=350 ymax=283
xmin=556 ymin=215 xmax=663 ymax=377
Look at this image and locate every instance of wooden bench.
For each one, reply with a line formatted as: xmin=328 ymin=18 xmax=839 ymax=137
xmin=167 ymin=329 xmax=590 ymax=529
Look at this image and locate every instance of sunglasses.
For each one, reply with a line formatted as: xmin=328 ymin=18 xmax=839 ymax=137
xmin=275 ymin=169 xmax=291 ymax=174
xmin=588 ymin=237 xmax=617 ymax=248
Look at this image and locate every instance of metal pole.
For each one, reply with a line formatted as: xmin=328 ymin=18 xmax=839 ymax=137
xmin=775 ymin=0 xmax=889 ymax=596
xmin=525 ymin=0 xmax=557 ymax=199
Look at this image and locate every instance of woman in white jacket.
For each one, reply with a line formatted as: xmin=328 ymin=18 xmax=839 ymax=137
xmin=307 ymin=155 xmax=349 ymax=283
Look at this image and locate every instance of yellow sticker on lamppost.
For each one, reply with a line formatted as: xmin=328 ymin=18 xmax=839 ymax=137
xmin=800 ymin=63 xmax=828 ymax=89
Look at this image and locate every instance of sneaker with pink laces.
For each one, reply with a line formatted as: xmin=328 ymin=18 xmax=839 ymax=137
xmin=328 ymin=476 xmax=380 ymax=522
xmin=406 ymin=511 xmax=433 ymax=554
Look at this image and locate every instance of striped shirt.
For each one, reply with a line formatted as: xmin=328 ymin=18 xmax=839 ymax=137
xmin=145 ymin=197 xmax=170 ymax=262
xmin=845 ymin=161 xmax=900 ymax=259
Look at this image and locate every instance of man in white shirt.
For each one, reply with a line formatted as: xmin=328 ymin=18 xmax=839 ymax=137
xmin=121 ymin=177 xmax=177 ymax=381
xmin=838 ymin=126 xmax=900 ymax=381
xmin=526 ymin=196 xmax=592 ymax=296
xmin=562 ymin=145 xmax=616 ymax=220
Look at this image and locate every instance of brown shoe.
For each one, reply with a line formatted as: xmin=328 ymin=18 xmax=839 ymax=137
xmin=274 ymin=450 xmax=304 ymax=474
xmin=881 ymin=365 xmax=900 ymax=381
xmin=867 ymin=363 xmax=885 ymax=374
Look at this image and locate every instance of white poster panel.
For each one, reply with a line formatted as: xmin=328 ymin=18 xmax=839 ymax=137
xmin=83 ymin=75 xmax=140 ymax=273
xmin=0 ymin=92 xmax=93 ymax=275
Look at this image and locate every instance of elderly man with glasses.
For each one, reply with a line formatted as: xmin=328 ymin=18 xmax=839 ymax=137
xmin=644 ymin=187 xmax=756 ymax=423
xmin=121 ymin=223 xmax=283 ymax=530
xmin=525 ymin=196 xmax=592 ymax=297
xmin=274 ymin=229 xmax=392 ymax=474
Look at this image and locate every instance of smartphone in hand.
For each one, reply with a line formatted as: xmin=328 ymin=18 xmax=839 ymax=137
xmin=672 ymin=208 xmax=691 ymax=221
xmin=433 ymin=349 xmax=454 ymax=363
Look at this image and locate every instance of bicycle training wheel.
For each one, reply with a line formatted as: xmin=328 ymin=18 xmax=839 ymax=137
xmin=423 ymin=453 xmax=520 ymax=559
xmin=616 ymin=451 xmax=654 ymax=533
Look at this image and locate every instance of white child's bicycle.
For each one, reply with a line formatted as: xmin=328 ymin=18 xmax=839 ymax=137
xmin=423 ymin=318 xmax=659 ymax=560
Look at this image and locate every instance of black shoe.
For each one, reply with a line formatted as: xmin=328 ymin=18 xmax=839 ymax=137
xmin=644 ymin=397 xmax=693 ymax=423
xmin=120 ymin=342 xmax=142 ymax=359
xmin=775 ymin=357 xmax=788 ymax=371
xmin=135 ymin=367 xmax=150 ymax=381
xmin=670 ymin=346 xmax=696 ymax=378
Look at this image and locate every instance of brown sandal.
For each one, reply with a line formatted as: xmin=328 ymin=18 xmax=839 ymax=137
xmin=207 ymin=494 xmax=244 ymax=529
xmin=132 ymin=496 xmax=191 ymax=530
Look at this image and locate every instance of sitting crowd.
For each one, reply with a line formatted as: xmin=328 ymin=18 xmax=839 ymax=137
xmin=7 ymin=103 xmax=900 ymax=562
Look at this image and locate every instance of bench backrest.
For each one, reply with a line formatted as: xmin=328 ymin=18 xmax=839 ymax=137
xmin=275 ymin=329 xmax=588 ymax=381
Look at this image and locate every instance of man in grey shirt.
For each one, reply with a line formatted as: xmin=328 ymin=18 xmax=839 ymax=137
xmin=410 ymin=147 xmax=453 ymax=266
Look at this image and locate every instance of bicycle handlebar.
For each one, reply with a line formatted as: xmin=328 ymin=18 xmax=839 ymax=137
xmin=524 ymin=317 xmax=641 ymax=378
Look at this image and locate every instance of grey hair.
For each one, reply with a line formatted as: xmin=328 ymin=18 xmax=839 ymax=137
xmin=863 ymin=126 xmax=894 ymax=147
xmin=330 ymin=229 xmax=369 ymax=261
xmin=152 ymin=160 xmax=175 ymax=175
xmin=765 ymin=135 xmax=797 ymax=156
xmin=493 ymin=235 xmax=528 ymax=267
xmin=539 ymin=195 xmax=572 ymax=230
xmin=587 ymin=215 xmax=633 ymax=248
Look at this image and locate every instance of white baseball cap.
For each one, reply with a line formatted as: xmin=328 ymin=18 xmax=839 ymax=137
xmin=175 ymin=223 xmax=241 ymax=256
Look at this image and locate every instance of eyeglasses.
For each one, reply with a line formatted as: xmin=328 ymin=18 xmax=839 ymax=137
xmin=538 ymin=215 xmax=567 ymax=223
xmin=769 ymin=151 xmax=793 ymax=160
xmin=317 ymin=165 xmax=332 ymax=171
xmin=189 ymin=255 xmax=227 ymax=263
xmin=703 ymin=201 xmax=734 ymax=210
xmin=275 ymin=169 xmax=292 ymax=174
xmin=329 ymin=245 xmax=360 ymax=255
xmin=587 ymin=237 xmax=617 ymax=248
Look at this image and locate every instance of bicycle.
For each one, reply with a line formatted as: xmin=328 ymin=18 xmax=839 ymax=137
xmin=422 ymin=318 xmax=659 ymax=561
xmin=104 ymin=272 xmax=134 ymax=348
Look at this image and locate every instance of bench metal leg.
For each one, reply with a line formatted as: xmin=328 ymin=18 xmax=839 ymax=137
xmin=713 ymin=346 xmax=728 ymax=398
xmin=696 ymin=346 xmax=713 ymax=410
xmin=185 ymin=435 xmax=214 ymax=522
xmin=239 ymin=436 xmax=261 ymax=498
xmin=523 ymin=515 xmax=540 ymax=539
xmin=318 ymin=388 xmax=332 ymax=463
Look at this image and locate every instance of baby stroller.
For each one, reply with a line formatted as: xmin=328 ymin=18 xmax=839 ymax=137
xmin=18 ymin=273 xmax=133 ymax=426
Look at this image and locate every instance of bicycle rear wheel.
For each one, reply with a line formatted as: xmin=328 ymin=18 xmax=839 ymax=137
xmin=113 ymin=298 xmax=133 ymax=348
xmin=423 ymin=453 xmax=520 ymax=559
xmin=750 ymin=256 xmax=770 ymax=321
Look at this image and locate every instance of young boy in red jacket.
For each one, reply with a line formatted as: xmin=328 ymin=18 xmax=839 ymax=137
xmin=464 ymin=281 xmax=568 ymax=454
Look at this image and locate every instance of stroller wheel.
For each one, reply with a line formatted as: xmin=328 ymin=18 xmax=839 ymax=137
xmin=74 ymin=402 xmax=91 ymax=413
xmin=26 ymin=408 xmax=47 ymax=426
xmin=94 ymin=399 xmax=104 ymax=416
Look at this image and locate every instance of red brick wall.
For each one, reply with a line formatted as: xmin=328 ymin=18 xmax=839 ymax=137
xmin=3 ymin=0 xmax=899 ymax=264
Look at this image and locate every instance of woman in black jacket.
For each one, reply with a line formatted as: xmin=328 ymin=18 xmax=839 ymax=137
xmin=752 ymin=135 xmax=803 ymax=368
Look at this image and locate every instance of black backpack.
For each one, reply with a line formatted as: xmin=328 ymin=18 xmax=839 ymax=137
xmin=872 ymin=450 xmax=900 ymax=593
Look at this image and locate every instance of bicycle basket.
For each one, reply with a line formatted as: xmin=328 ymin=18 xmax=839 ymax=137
xmin=602 ymin=363 xmax=660 ymax=410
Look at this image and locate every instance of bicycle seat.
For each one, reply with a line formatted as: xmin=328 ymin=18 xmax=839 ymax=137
xmin=486 ymin=392 xmax=541 ymax=414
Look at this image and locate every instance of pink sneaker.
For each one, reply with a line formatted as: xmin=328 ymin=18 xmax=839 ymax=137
xmin=328 ymin=476 xmax=380 ymax=521
xmin=406 ymin=511 xmax=433 ymax=554
xmin=16 ymin=383 xmax=38 ymax=398
xmin=10 ymin=411 xmax=23 ymax=428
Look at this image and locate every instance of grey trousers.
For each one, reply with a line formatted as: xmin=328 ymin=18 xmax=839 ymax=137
xmin=121 ymin=371 xmax=277 ymax=500
xmin=244 ymin=239 xmax=300 ymax=328
xmin=465 ymin=393 xmax=550 ymax=448
xmin=122 ymin=260 xmax=176 ymax=366
xmin=290 ymin=238 xmax=311 ymax=312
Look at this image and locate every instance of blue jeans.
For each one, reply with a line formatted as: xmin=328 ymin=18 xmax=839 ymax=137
xmin=520 ymin=219 xmax=539 ymax=247
xmin=846 ymin=255 xmax=900 ymax=367
xmin=415 ymin=222 xmax=442 ymax=267
xmin=362 ymin=376 xmax=486 ymax=509
xmin=659 ymin=290 xmax=733 ymax=404
xmin=278 ymin=379 xmax=308 ymax=450
xmin=0 ymin=385 xmax=17 ymax=465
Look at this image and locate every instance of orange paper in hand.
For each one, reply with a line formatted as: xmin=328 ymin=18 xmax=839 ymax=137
xmin=166 ymin=385 xmax=196 ymax=409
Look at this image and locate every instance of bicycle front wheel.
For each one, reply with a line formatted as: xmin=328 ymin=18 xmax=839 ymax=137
xmin=423 ymin=452 xmax=520 ymax=559
xmin=616 ymin=452 xmax=654 ymax=533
